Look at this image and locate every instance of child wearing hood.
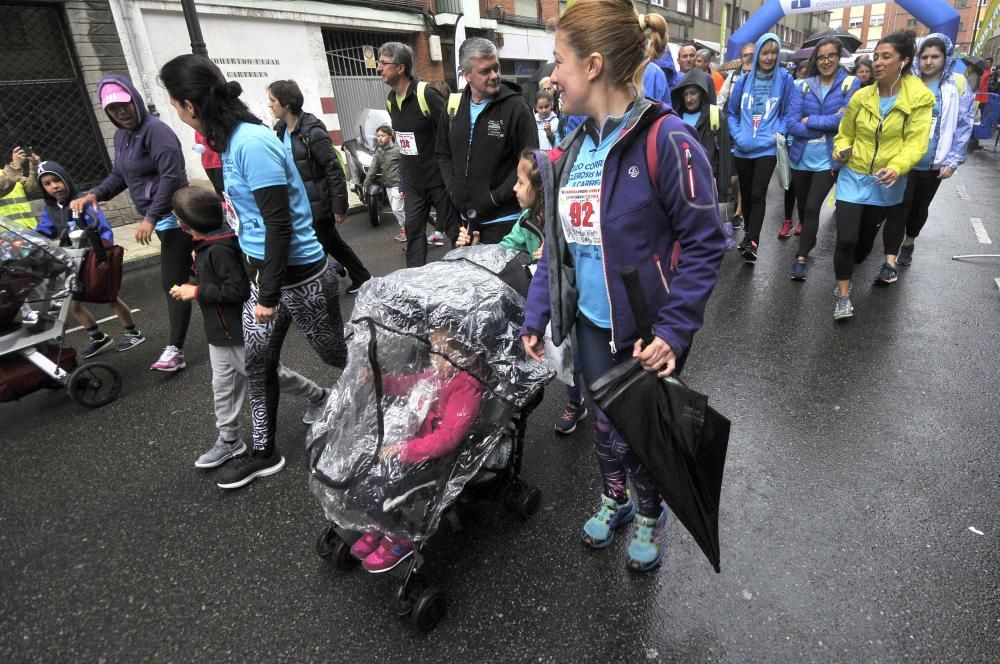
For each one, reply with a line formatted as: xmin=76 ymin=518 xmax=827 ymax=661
xmin=726 ymin=32 xmax=795 ymax=263
xmin=35 ymin=161 xmax=144 ymax=358
xmin=671 ymin=69 xmax=736 ymax=250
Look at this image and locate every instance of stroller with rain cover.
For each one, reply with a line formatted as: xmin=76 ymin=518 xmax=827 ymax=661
xmin=307 ymin=245 xmax=550 ymax=632
xmin=0 ymin=216 xmax=122 ymax=407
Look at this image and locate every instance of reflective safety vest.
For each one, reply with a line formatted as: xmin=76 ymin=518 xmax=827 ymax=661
xmin=0 ymin=182 xmax=37 ymax=229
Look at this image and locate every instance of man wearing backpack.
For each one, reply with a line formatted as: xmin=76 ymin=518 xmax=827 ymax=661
xmin=671 ymin=69 xmax=736 ymax=248
xmin=435 ymin=38 xmax=538 ymax=245
xmin=379 ymin=41 xmax=458 ymax=267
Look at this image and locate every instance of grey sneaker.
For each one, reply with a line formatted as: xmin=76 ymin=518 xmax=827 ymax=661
xmin=81 ymin=333 xmax=114 ymax=359
xmin=195 ymin=436 xmax=247 ymax=469
xmin=875 ymin=262 xmax=898 ymax=285
xmin=833 ymin=295 xmax=854 ymax=321
xmin=115 ymin=330 xmax=146 ymax=352
xmin=896 ymin=244 xmax=914 ymax=266
xmin=302 ymin=388 xmax=330 ymax=425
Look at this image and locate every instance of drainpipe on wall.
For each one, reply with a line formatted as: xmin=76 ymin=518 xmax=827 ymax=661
xmin=181 ymin=0 xmax=209 ymax=56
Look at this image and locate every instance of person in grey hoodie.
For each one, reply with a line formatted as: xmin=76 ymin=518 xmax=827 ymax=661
xmin=71 ymin=75 xmax=191 ymax=372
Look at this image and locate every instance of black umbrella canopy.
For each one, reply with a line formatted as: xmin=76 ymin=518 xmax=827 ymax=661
xmin=803 ymin=29 xmax=862 ymax=54
xmin=963 ymin=56 xmax=987 ymax=74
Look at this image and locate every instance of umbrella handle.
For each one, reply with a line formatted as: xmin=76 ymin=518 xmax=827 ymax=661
xmin=621 ymin=266 xmax=655 ymax=347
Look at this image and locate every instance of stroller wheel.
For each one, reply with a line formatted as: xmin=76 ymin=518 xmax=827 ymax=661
xmin=410 ymin=587 xmax=447 ymax=632
xmin=393 ymin=573 xmax=426 ymax=617
xmin=332 ymin=539 xmax=360 ymax=571
xmin=67 ymin=362 xmax=122 ymax=408
xmin=315 ymin=523 xmax=340 ymax=558
xmin=505 ymin=481 xmax=543 ymax=519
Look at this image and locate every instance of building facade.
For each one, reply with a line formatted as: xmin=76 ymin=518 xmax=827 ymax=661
xmin=829 ymin=1 xmax=989 ymax=55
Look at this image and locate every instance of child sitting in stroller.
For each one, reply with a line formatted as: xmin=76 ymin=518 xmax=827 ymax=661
xmin=352 ymin=325 xmax=483 ymax=573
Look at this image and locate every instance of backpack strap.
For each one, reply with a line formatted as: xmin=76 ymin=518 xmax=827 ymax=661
xmin=447 ymin=92 xmax=463 ymax=118
xmin=709 ymin=105 xmax=720 ymax=133
xmin=416 ymin=81 xmax=430 ymax=117
xmin=954 ymin=72 xmax=967 ymax=96
xmin=842 ymin=75 xmax=856 ymax=93
xmin=644 ymin=114 xmax=682 ymax=272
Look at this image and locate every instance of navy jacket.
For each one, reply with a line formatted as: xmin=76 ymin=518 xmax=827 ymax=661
xmin=523 ymin=98 xmax=725 ymax=358
xmin=784 ymin=68 xmax=860 ymax=167
xmin=36 ymin=161 xmax=113 ymax=245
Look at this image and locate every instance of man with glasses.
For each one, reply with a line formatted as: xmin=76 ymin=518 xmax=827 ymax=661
xmin=435 ymin=38 xmax=537 ymax=245
xmin=378 ymin=41 xmax=457 ymax=267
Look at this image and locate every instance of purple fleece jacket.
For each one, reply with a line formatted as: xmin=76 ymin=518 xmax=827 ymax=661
xmin=90 ymin=75 xmax=188 ymax=222
xmin=522 ymin=98 xmax=725 ymax=358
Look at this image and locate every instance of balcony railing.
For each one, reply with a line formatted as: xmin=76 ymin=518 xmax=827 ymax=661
xmin=436 ymin=0 xmax=465 ymax=13
xmin=481 ymin=2 xmax=545 ymax=28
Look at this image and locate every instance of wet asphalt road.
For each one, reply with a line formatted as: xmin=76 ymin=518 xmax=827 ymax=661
xmin=2 ymin=151 xmax=999 ymax=663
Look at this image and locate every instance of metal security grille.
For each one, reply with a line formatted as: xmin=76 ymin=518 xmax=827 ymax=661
xmin=0 ymin=4 xmax=110 ymax=189
xmin=323 ymin=28 xmax=411 ymax=142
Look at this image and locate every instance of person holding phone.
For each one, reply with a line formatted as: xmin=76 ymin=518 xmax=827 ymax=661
xmin=830 ymin=31 xmax=933 ymax=320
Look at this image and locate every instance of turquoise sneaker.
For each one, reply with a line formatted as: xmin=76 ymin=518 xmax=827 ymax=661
xmin=627 ymin=506 xmax=668 ymax=572
xmin=582 ymin=494 xmax=635 ymax=548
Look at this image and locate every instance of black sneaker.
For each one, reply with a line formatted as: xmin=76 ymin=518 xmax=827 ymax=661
xmin=737 ymin=237 xmax=758 ymax=263
xmin=215 ymin=449 xmax=285 ymax=489
xmin=346 ymin=279 xmax=370 ymax=295
xmin=81 ymin=333 xmax=113 ymax=359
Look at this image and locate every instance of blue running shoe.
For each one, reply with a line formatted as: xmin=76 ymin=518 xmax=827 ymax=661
xmin=582 ymin=494 xmax=635 ymax=548
xmin=896 ymin=244 xmax=914 ymax=266
xmin=627 ymin=506 xmax=668 ymax=572
xmin=790 ymin=259 xmax=807 ymax=281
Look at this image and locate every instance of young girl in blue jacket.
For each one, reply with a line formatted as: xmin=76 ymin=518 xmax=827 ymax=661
xmin=520 ymin=0 xmax=725 ymax=572
xmin=726 ymin=32 xmax=795 ymax=262
xmin=784 ymin=38 xmax=860 ymax=281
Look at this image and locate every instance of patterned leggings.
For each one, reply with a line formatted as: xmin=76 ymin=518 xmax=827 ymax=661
xmin=244 ymin=261 xmax=347 ymax=453
xmin=575 ymin=316 xmax=662 ymax=517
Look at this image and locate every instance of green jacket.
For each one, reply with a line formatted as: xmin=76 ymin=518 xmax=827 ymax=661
xmin=363 ymin=143 xmax=401 ymax=189
xmin=498 ymin=209 xmax=543 ymax=261
xmin=834 ymin=75 xmax=935 ymax=177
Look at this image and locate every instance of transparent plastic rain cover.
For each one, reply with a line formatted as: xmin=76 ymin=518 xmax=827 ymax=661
xmin=0 ymin=216 xmax=78 ymax=326
xmin=307 ymin=245 xmax=551 ymax=541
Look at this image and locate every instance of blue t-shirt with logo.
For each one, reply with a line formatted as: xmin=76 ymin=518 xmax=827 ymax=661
xmin=558 ymin=130 xmax=616 ymax=328
xmin=221 ymin=122 xmax=324 ymax=266
xmin=836 ymin=95 xmax=907 ymax=206
xmin=682 ymin=111 xmax=702 ymax=127
xmin=915 ymin=80 xmax=942 ymax=171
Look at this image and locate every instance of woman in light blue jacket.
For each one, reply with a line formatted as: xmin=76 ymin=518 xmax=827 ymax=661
xmin=885 ymin=33 xmax=973 ymax=268
xmin=726 ymin=32 xmax=795 ymax=263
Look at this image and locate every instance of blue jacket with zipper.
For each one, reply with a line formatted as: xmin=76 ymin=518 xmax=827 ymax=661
xmin=726 ymin=33 xmax=795 ymax=159
xmin=784 ymin=68 xmax=860 ymax=166
xmin=522 ymin=98 xmax=725 ymax=358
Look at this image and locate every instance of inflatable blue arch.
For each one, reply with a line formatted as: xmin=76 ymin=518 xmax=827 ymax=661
xmin=725 ymin=0 xmax=961 ymax=60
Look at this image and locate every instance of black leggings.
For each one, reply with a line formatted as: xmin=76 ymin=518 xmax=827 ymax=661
xmin=784 ymin=181 xmax=797 ymax=219
xmin=834 ymin=201 xmax=894 ymax=280
xmin=313 ymin=218 xmax=371 ymax=286
xmin=791 ymin=169 xmax=837 ymax=258
xmin=156 ymin=228 xmax=193 ymax=349
xmin=882 ymin=169 xmax=943 ymax=246
xmin=734 ymin=156 xmax=778 ymax=243
xmin=403 ymin=183 xmax=458 ymax=268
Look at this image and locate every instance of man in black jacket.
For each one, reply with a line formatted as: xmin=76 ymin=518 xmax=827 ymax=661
xmin=379 ymin=41 xmax=458 ymax=267
xmin=269 ymin=80 xmax=371 ymax=293
xmin=435 ymin=37 xmax=538 ymax=245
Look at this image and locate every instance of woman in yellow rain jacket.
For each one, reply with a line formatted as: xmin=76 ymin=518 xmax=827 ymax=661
xmin=831 ymin=30 xmax=933 ymax=321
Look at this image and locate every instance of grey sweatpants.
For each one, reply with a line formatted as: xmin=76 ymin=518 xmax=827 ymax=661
xmin=209 ymin=343 xmax=324 ymax=442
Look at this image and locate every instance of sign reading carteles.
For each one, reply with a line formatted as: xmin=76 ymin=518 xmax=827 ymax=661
xmin=973 ymin=0 xmax=1000 ymax=57
xmin=779 ymin=0 xmax=881 ymax=13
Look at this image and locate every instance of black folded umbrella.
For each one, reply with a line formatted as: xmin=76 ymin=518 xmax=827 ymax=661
xmin=589 ymin=267 xmax=731 ymax=573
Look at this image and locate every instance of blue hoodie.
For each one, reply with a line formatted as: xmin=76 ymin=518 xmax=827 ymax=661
xmin=90 ymin=75 xmax=189 ymax=229
xmin=35 ymin=161 xmax=113 ymax=245
xmin=726 ymin=33 xmax=795 ymax=159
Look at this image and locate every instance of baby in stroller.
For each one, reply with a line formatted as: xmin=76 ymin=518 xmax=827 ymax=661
xmin=351 ymin=324 xmax=484 ymax=572
xmin=308 ymin=245 xmax=549 ymax=589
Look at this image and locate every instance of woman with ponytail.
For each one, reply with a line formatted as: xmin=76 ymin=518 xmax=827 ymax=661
xmin=160 ymin=54 xmax=347 ymax=489
xmin=831 ymin=31 xmax=933 ymax=320
xmin=521 ymin=0 xmax=725 ymax=573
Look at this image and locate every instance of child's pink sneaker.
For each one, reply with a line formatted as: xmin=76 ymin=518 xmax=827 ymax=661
xmin=350 ymin=532 xmax=383 ymax=560
xmin=362 ymin=537 xmax=414 ymax=573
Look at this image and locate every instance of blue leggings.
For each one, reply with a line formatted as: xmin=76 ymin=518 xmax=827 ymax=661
xmin=575 ymin=316 xmax=662 ymax=517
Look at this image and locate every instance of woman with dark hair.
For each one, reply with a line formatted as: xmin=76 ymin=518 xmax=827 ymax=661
xmin=783 ymin=37 xmax=860 ymax=281
xmin=853 ymin=58 xmax=874 ymax=87
xmin=71 ymin=76 xmax=189 ymax=370
xmin=267 ymin=79 xmax=371 ymax=294
xmin=831 ymin=31 xmax=933 ymax=320
xmin=883 ymin=34 xmax=973 ymax=268
xmin=160 ymin=54 xmax=348 ymax=489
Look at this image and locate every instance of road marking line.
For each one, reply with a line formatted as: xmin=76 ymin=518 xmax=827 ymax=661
xmin=970 ymin=218 xmax=992 ymax=244
xmin=956 ymin=185 xmax=970 ymax=200
xmin=995 ymin=278 xmax=1000 ymax=293
xmin=65 ymin=309 xmax=141 ymax=334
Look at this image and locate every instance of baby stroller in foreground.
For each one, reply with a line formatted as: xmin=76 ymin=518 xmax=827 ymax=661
xmin=0 ymin=216 xmax=121 ymax=407
xmin=306 ymin=246 xmax=550 ymax=632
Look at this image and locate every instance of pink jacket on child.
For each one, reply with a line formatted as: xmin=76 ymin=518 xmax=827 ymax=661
xmin=381 ymin=370 xmax=482 ymax=464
